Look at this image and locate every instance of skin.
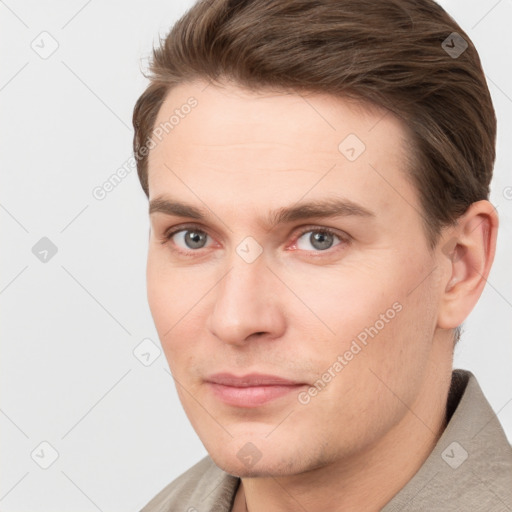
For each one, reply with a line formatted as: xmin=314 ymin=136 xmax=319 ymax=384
xmin=145 ymin=78 xmax=498 ymax=512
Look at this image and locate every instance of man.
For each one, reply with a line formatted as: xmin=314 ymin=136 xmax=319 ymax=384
xmin=133 ymin=0 xmax=512 ymax=510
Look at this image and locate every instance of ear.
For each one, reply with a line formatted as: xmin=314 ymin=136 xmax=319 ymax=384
xmin=436 ymin=200 xmax=499 ymax=331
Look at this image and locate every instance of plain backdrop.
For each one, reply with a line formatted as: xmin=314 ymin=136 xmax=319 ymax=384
xmin=1 ymin=0 xmax=511 ymax=510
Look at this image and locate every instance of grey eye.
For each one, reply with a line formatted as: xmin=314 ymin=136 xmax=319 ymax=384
xmin=296 ymin=230 xmax=340 ymax=251
xmin=174 ymin=229 xmax=209 ymax=250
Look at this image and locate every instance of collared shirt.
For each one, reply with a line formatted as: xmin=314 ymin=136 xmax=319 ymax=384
xmin=140 ymin=369 xmax=512 ymax=511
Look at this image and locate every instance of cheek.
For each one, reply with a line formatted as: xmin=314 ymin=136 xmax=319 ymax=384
xmin=146 ymin=246 xmax=195 ymax=317
xmin=146 ymin=251 xmax=169 ymax=327
xmin=146 ymin=250 xmax=209 ymax=370
xmin=146 ymin=250 xmax=189 ymax=349
xmin=280 ymin=260 xmax=401 ymax=346
xmin=300 ymin=255 xmax=436 ymax=394
xmin=335 ymin=275 xmax=437 ymax=415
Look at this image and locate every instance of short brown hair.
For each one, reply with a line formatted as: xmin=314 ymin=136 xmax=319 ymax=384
xmin=133 ymin=0 xmax=497 ymax=342
xmin=133 ymin=0 xmax=495 ymax=247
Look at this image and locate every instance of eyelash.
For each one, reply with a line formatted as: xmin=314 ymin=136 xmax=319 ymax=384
xmin=160 ymin=223 xmax=351 ymax=258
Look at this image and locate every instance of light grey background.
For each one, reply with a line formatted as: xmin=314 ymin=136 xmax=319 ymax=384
xmin=1 ymin=0 xmax=511 ymax=510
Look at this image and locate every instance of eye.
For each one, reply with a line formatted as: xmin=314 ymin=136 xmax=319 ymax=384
xmin=294 ymin=227 xmax=346 ymax=252
xmin=160 ymin=224 xmax=350 ymax=256
xmin=162 ymin=225 xmax=213 ymax=252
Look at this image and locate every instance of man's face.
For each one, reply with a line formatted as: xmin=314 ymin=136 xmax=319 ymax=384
xmin=146 ymin=79 xmax=446 ymax=477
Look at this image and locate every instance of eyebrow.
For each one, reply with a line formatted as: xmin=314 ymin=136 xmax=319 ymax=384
xmin=149 ymin=195 xmax=376 ymax=229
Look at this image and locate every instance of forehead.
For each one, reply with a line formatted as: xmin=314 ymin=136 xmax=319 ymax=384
xmin=151 ymin=79 xmax=406 ymax=157
xmin=147 ymin=79 xmax=419 ymax=228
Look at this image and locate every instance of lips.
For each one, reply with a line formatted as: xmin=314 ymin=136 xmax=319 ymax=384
xmin=204 ymin=373 xmax=307 ymax=408
xmin=206 ymin=373 xmax=303 ymax=387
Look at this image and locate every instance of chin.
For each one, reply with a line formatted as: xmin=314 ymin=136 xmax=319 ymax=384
xmin=207 ymin=444 xmax=303 ymax=478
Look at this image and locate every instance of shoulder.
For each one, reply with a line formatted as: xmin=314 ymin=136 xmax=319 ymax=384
xmin=140 ymin=455 xmax=240 ymax=512
xmin=383 ymin=369 xmax=512 ymax=511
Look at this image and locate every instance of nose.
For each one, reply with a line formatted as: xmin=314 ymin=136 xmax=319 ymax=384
xmin=207 ymin=254 xmax=286 ymax=346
